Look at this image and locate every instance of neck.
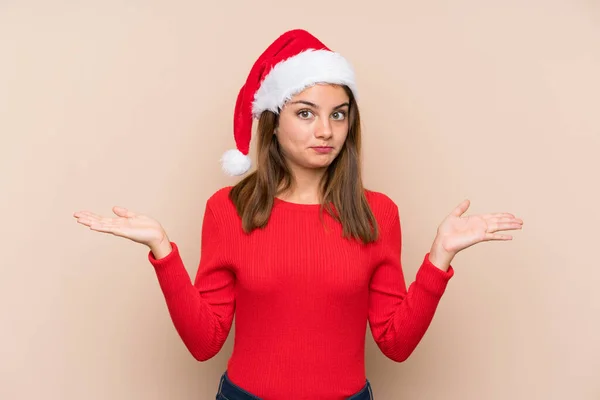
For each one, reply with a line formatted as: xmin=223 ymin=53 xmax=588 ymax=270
xmin=277 ymin=166 xmax=326 ymax=204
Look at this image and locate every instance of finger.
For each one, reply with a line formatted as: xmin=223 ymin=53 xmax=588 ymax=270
xmin=487 ymin=222 xmax=524 ymax=232
xmin=98 ymin=216 xmax=122 ymax=225
xmin=113 ymin=206 xmax=136 ymax=218
xmin=481 ymin=212 xmax=517 ymax=220
xmin=76 ymin=217 xmax=94 ymax=227
xmin=76 ymin=214 xmax=106 ymax=225
xmin=74 ymin=211 xmax=104 ymax=219
xmin=451 ymin=199 xmax=470 ymax=217
xmin=485 ymin=215 xmax=524 ymax=225
xmin=500 ymin=216 xmax=522 ymax=224
xmin=484 ymin=232 xmax=513 ymax=240
xmin=89 ymin=222 xmax=119 ymax=235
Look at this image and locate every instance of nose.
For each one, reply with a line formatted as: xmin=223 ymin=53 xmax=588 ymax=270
xmin=315 ymin=118 xmax=333 ymax=140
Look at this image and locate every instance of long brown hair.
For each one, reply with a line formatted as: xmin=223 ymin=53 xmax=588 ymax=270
xmin=229 ymin=85 xmax=379 ymax=244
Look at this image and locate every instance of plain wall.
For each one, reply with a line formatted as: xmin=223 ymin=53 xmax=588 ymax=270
xmin=1 ymin=0 xmax=599 ymax=399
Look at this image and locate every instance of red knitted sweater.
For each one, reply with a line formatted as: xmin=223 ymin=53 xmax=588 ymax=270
xmin=148 ymin=186 xmax=454 ymax=399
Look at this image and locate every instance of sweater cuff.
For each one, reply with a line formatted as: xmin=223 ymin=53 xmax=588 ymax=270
xmin=415 ymin=252 xmax=455 ymax=297
xmin=147 ymin=242 xmax=192 ymax=295
xmin=148 ymin=241 xmax=178 ymax=264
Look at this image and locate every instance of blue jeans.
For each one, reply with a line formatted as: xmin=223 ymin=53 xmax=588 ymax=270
xmin=215 ymin=371 xmax=373 ymax=399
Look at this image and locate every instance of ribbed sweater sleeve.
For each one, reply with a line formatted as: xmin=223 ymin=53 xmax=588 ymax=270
xmin=147 ymin=200 xmax=236 ymax=361
xmin=368 ymin=200 xmax=454 ymax=362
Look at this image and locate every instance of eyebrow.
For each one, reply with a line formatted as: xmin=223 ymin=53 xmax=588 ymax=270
xmin=289 ymin=100 xmax=350 ymax=110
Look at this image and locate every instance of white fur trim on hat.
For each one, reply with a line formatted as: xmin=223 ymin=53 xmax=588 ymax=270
xmin=251 ymin=49 xmax=357 ymax=117
xmin=220 ymin=148 xmax=252 ymax=176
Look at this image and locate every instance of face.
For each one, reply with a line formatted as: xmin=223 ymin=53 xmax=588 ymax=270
xmin=275 ymin=84 xmax=350 ymax=174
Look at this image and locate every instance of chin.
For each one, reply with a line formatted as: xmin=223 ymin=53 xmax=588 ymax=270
xmin=292 ymin=154 xmax=338 ymax=171
xmin=306 ymin=161 xmax=334 ymax=170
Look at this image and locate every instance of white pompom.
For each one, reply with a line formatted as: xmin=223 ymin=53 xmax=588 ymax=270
xmin=220 ymin=148 xmax=252 ymax=176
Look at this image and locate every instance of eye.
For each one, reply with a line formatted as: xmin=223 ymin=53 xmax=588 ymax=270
xmin=297 ymin=110 xmax=314 ymax=119
xmin=331 ymin=111 xmax=347 ymax=120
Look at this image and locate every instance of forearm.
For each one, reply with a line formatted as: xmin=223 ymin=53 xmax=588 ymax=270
xmin=376 ymin=286 xmax=445 ymax=362
xmin=161 ymin=281 xmax=228 ymax=361
xmin=149 ymin=243 xmax=230 ymax=361
xmin=371 ymin=253 xmax=453 ymax=362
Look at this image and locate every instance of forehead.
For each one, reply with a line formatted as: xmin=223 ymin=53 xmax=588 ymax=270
xmin=288 ymin=84 xmax=349 ymax=104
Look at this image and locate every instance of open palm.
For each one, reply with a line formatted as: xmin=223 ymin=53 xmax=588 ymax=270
xmin=435 ymin=200 xmax=523 ymax=255
xmin=73 ymin=206 xmax=166 ymax=247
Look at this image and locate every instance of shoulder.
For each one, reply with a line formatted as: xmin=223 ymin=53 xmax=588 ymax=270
xmin=207 ymin=186 xmax=234 ymax=204
xmin=364 ymin=189 xmax=400 ymax=231
xmin=205 ymin=186 xmax=237 ymax=216
xmin=364 ymin=189 xmax=398 ymax=213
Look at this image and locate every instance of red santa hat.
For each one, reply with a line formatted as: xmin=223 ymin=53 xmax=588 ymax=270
xmin=220 ymin=29 xmax=359 ymax=176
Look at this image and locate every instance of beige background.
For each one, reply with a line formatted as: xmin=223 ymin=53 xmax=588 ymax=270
xmin=1 ymin=1 xmax=599 ymax=399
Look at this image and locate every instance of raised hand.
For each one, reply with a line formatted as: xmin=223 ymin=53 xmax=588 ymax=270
xmin=73 ymin=206 xmax=169 ymax=250
xmin=429 ymin=199 xmax=523 ymax=270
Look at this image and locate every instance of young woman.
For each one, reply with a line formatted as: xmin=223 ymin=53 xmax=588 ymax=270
xmin=73 ymin=29 xmax=523 ymax=400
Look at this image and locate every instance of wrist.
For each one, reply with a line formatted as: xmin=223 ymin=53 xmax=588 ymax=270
xmin=428 ymin=239 xmax=454 ymax=272
xmin=149 ymin=233 xmax=172 ymax=260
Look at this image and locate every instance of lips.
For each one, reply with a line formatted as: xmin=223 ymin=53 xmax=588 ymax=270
xmin=311 ymin=146 xmax=333 ymax=154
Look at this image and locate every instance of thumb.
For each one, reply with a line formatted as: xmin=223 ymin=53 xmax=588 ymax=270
xmin=451 ymin=199 xmax=470 ymax=217
xmin=113 ymin=206 xmax=136 ymax=218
